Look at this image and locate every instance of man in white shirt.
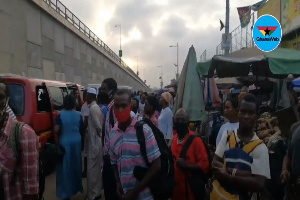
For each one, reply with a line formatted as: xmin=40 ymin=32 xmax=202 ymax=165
xmin=212 ymin=93 xmax=270 ymax=200
xmin=81 ymin=89 xmax=90 ymax=177
xmin=139 ymin=92 xmax=148 ymax=117
xmin=216 ymin=95 xmax=239 ymax=147
xmin=158 ymin=92 xmax=173 ymax=146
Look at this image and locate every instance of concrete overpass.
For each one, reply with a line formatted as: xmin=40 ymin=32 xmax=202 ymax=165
xmin=0 ymin=0 xmax=149 ymax=91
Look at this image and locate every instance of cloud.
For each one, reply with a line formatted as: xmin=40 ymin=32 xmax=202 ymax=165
xmin=60 ymin=0 xmax=255 ymax=88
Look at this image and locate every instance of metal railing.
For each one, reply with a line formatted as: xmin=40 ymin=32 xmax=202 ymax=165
xmin=42 ymin=0 xmax=143 ymax=84
xmin=216 ymin=12 xmax=256 ymax=55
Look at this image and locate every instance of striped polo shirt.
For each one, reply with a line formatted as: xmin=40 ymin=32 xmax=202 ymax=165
xmin=109 ymin=118 xmax=161 ymax=200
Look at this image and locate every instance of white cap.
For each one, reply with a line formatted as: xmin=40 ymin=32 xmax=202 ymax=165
xmin=87 ymin=88 xmax=97 ymax=95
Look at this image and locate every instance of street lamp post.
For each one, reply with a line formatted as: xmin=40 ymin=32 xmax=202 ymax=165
xmin=135 ymin=56 xmax=139 ymax=76
xmin=157 ymin=66 xmax=163 ymax=89
xmin=115 ymin=24 xmax=122 ymax=57
xmin=169 ymin=43 xmax=179 ymax=80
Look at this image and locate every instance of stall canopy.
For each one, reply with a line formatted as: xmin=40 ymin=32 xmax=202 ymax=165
xmin=174 ymin=45 xmax=207 ymax=122
xmin=197 ymin=60 xmax=211 ymax=76
xmin=197 ymin=47 xmax=300 ymax=78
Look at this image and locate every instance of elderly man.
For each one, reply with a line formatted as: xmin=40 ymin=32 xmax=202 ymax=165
xmin=86 ymin=88 xmax=104 ymax=200
xmin=0 ymin=78 xmax=39 ymax=200
xmin=171 ymin=109 xmax=210 ymax=200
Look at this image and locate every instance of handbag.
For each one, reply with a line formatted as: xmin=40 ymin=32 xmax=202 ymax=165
xmin=42 ymin=143 xmax=65 ymax=163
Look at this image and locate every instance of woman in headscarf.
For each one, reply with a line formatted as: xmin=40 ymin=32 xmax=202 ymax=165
xmin=158 ymin=92 xmax=174 ymax=146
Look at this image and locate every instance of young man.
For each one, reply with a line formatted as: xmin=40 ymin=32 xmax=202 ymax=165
xmin=212 ymin=93 xmax=270 ymax=199
xmin=0 ymin=78 xmax=39 ymax=200
xmin=86 ymin=88 xmax=104 ymax=200
xmin=109 ymin=89 xmax=161 ymax=200
xmin=100 ymin=78 xmax=119 ymax=200
xmin=171 ymin=109 xmax=209 ymax=200
xmin=216 ymin=95 xmax=239 ymax=147
xmin=139 ymin=92 xmax=148 ymax=117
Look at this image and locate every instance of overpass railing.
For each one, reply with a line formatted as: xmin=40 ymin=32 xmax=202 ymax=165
xmin=42 ymin=0 xmax=143 ymax=85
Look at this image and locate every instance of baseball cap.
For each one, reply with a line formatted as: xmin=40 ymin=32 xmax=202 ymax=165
xmin=87 ymin=88 xmax=97 ymax=95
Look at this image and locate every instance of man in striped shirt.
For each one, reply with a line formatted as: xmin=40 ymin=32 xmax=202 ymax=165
xmin=100 ymin=78 xmax=119 ymax=200
xmin=109 ymin=89 xmax=161 ymax=200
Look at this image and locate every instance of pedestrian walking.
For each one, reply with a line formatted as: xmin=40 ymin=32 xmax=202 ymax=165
xmin=54 ymin=94 xmax=84 ymax=200
xmin=158 ymin=92 xmax=173 ymax=146
xmin=86 ymin=88 xmax=104 ymax=200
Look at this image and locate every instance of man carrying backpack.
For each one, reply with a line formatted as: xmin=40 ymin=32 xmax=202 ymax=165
xmin=211 ymin=93 xmax=270 ymax=200
xmin=0 ymin=78 xmax=39 ymax=200
xmin=171 ymin=109 xmax=210 ymax=200
xmin=109 ymin=89 xmax=161 ymax=200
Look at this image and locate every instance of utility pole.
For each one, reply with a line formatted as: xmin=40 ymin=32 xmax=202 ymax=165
xmin=157 ymin=66 xmax=163 ymax=89
xmin=115 ymin=24 xmax=122 ymax=57
xmin=176 ymin=43 xmax=178 ymax=79
xmin=169 ymin=43 xmax=179 ymax=80
xmin=135 ymin=56 xmax=139 ymax=76
xmin=225 ymin=0 xmax=230 ymax=55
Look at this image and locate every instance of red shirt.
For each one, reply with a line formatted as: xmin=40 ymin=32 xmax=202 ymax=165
xmin=171 ymin=130 xmax=209 ymax=200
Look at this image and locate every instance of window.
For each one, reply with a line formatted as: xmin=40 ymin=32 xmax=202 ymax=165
xmin=36 ymin=86 xmax=52 ymax=112
xmin=48 ymin=86 xmax=68 ymax=111
xmin=8 ymin=84 xmax=24 ymax=116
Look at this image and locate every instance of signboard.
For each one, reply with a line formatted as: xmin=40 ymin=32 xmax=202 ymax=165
xmin=221 ymin=33 xmax=232 ymax=50
xmin=281 ymin=0 xmax=300 ymax=35
xmin=258 ymin=0 xmax=281 ymax=22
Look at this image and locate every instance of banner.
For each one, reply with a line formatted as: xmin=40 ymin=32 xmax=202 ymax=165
xmin=281 ymin=0 xmax=300 ymax=34
xmin=221 ymin=33 xmax=232 ymax=50
xmin=251 ymin=0 xmax=267 ymax=11
xmin=258 ymin=0 xmax=281 ymax=22
xmin=237 ymin=6 xmax=251 ymax=28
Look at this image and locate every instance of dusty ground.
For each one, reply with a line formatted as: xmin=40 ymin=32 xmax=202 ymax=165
xmin=43 ymin=172 xmax=104 ymax=200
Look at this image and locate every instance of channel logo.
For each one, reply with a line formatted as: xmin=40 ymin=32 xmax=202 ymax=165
xmin=252 ymin=15 xmax=282 ymax=52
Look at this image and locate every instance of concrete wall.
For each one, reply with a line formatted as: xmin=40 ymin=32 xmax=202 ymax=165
xmin=0 ymin=0 xmax=149 ymax=91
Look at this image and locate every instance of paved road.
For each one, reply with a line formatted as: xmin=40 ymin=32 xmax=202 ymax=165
xmin=43 ymin=172 xmax=104 ymax=200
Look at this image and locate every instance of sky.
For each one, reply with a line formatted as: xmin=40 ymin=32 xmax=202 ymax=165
xmin=60 ymin=0 xmax=256 ymax=88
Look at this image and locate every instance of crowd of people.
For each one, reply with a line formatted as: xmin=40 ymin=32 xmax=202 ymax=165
xmin=0 ymin=76 xmax=300 ymax=200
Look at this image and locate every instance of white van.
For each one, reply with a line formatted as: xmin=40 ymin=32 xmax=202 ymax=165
xmin=118 ymin=86 xmax=133 ymax=92
xmin=88 ymin=84 xmax=101 ymax=94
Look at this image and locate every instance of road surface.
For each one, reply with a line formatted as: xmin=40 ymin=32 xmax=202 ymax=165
xmin=43 ymin=172 xmax=104 ymax=200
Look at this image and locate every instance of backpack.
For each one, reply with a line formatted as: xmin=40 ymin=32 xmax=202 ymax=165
xmin=135 ymin=118 xmax=175 ymax=200
xmin=180 ymin=134 xmax=208 ymax=200
xmin=209 ymin=112 xmax=223 ymax=146
xmin=210 ymin=131 xmax=263 ymax=200
xmin=0 ymin=121 xmax=45 ymax=200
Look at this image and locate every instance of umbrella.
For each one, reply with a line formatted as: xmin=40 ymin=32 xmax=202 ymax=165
xmin=201 ymin=47 xmax=300 ymax=78
xmin=292 ymin=77 xmax=300 ymax=87
xmin=174 ymin=46 xmax=207 ymax=122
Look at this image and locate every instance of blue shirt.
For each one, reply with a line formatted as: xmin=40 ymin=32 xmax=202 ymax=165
xmin=158 ymin=107 xmax=173 ymax=140
xmin=99 ymin=104 xmax=108 ymax=120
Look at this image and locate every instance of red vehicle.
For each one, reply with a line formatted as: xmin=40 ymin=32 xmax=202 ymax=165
xmin=3 ymin=76 xmax=68 ymax=144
